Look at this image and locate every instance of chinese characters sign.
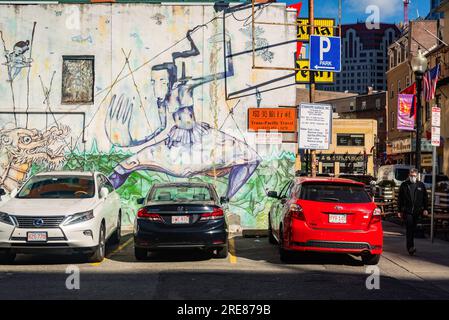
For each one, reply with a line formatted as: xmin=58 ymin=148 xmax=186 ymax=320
xmin=247 ymin=108 xmax=297 ymax=133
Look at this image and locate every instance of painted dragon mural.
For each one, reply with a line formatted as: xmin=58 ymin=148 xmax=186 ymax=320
xmin=0 ymin=125 xmax=69 ymax=192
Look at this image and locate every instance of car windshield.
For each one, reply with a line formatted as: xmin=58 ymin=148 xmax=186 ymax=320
xmin=17 ymin=176 xmax=95 ymax=199
xmin=149 ymin=186 xmax=214 ymax=202
xmin=299 ymin=183 xmax=372 ymax=203
xmin=395 ymin=169 xmax=410 ymax=182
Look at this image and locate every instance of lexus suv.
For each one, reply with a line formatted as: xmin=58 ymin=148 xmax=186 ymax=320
xmin=0 ymin=171 xmax=122 ymax=263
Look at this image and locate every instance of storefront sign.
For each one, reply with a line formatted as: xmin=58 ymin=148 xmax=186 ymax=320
xmin=316 ymin=153 xmax=366 ymax=162
xmin=295 ymin=59 xmax=334 ymax=84
xmin=298 ymin=103 xmax=332 ymax=150
xmin=390 ymin=138 xmax=412 ymax=155
xmin=248 ymin=108 xmax=297 ymax=133
xmin=297 ymin=18 xmax=335 ymax=42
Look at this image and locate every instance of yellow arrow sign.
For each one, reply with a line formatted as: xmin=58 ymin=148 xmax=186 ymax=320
xmin=295 ymin=59 xmax=334 ymax=84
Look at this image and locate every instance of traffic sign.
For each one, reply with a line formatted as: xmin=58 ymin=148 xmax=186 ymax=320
xmin=298 ymin=103 xmax=332 ymax=150
xmin=309 ymin=35 xmax=341 ymax=72
xmin=295 ymin=59 xmax=334 ymax=84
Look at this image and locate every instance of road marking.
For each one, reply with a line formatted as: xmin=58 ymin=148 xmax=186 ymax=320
xmin=229 ymin=237 xmax=237 ymax=264
xmin=90 ymin=237 xmax=133 ymax=267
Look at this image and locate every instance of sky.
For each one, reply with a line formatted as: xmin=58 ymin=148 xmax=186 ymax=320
xmin=281 ymin=0 xmax=431 ymax=25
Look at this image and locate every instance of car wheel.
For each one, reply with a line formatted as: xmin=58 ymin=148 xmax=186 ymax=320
xmin=109 ymin=212 xmax=121 ymax=245
xmin=268 ymin=215 xmax=277 ymax=245
xmin=134 ymin=247 xmax=148 ymax=261
xmin=0 ymin=250 xmax=16 ymax=264
xmin=361 ymin=253 xmax=381 ymax=265
xmin=88 ymin=224 xmax=106 ymax=263
xmin=279 ymin=227 xmax=293 ymax=263
xmin=214 ymin=244 xmax=229 ymax=259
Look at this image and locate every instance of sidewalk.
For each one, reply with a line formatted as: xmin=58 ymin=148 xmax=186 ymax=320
xmin=381 ymin=221 xmax=449 ymax=295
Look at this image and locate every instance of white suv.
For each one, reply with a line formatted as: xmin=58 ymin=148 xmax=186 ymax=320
xmin=0 ymin=171 xmax=122 ymax=263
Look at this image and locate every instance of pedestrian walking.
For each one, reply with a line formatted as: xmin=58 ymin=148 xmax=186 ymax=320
xmin=397 ymin=168 xmax=429 ymax=256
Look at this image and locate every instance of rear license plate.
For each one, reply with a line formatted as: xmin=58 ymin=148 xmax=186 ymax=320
xmin=27 ymin=232 xmax=48 ymax=242
xmin=172 ymin=216 xmax=189 ymax=224
xmin=329 ymin=214 xmax=347 ymax=224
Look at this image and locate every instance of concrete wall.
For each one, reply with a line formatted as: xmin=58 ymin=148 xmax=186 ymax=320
xmin=0 ymin=3 xmax=297 ymax=229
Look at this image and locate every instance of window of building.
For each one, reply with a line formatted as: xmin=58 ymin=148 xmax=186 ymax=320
xmin=362 ymin=101 xmax=367 ymax=110
xmin=376 ymin=99 xmax=381 ymax=110
xmin=62 ymin=56 xmax=94 ymax=104
xmin=390 ymin=84 xmax=394 ymax=99
xmin=398 ymin=80 xmax=402 ymax=93
xmin=337 ymin=134 xmax=365 ymax=146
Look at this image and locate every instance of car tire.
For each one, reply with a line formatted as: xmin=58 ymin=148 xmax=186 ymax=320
xmin=88 ymin=224 xmax=106 ymax=263
xmin=134 ymin=247 xmax=148 ymax=261
xmin=109 ymin=212 xmax=121 ymax=245
xmin=361 ymin=253 xmax=381 ymax=265
xmin=268 ymin=215 xmax=277 ymax=245
xmin=214 ymin=244 xmax=229 ymax=259
xmin=0 ymin=250 xmax=16 ymax=264
xmin=279 ymin=227 xmax=293 ymax=263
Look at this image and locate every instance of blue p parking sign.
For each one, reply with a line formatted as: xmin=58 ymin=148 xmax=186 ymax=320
xmin=309 ymin=35 xmax=341 ymax=72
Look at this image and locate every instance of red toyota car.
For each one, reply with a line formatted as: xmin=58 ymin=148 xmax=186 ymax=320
xmin=267 ymin=177 xmax=383 ymax=265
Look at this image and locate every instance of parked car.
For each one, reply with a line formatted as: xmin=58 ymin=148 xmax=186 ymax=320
xmin=0 ymin=171 xmax=122 ymax=264
xmin=376 ymin=164 xmax=413 ymax=187
xmin=267 ymin=177 xmax=383 ymax=265
xmin=421 ymin=174 xmax=449 ymax=190
xmin=134 ymin=182 xmax=229 ymax=260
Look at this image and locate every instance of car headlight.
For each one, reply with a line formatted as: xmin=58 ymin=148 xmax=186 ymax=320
xmin=63 ymin=210 xmax=94 ymax=226
xmin=0 ymin=212 xmax=14 ymax=226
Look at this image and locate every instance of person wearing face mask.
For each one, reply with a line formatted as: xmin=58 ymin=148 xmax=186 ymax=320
xmin=397 ymin=168 xmax=429 ymax=255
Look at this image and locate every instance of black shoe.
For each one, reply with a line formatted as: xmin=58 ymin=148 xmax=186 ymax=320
xmin=408 ymin=247 xmax=416 ymax=256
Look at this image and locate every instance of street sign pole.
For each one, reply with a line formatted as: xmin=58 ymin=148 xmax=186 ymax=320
xmin=309 ymin=0 xmax=317 ymax=177
xmin=431 ymin=146 xmax=436 ymax=243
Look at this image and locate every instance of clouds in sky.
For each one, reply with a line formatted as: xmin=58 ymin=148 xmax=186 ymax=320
xmin=345 ymin=0 xmax=402 ymax=19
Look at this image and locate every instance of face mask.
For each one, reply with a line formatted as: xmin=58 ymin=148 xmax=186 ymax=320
xmin=410 ymin=176 xmax=417 ymax=183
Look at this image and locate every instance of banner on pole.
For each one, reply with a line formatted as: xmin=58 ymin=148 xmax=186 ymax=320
xmin=397 ymin=94 xmax=415 ymax=131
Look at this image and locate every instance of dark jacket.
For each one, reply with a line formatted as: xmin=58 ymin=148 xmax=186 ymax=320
xmin=398 ymin=179 xmax=429 ymax=216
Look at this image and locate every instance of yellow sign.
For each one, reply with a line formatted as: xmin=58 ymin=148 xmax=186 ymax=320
xmin=295 ymin=59 xmax=334 ymax=84
xmin=297 ymin=18 xmax=335 ymax=42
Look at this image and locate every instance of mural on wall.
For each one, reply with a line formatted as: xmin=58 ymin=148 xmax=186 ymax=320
xmin=105 ymin=27 xmax=261 ymax=199
xmin=0 ymin=124 xmax=70 ymax=192
xmin=0 ymin=4 xmax=297 ymax=229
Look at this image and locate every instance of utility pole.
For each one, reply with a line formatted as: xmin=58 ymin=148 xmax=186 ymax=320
xmin=309 ymin=0 xmax=317 ymax=177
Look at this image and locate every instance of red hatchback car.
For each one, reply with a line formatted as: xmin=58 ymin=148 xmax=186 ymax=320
xmin=267 ymin=177 xmax=383 ymax=265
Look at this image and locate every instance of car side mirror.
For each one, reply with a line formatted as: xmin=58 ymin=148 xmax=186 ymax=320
xmin=100 ymin=187 xmax=109 ymax=199
xmin=0 ymin=188 xmax=5 ymax=196
xmin=220 ymin=196 xmax=229 ymax=204
xmin=267 ymin=191 xmax=278 ymax=199
xmin=136 ymin=197 xmax=145 ymax=205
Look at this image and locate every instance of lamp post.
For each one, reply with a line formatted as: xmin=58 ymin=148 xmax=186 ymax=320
xmin=410 ymin=50 xmax=428 ymax=172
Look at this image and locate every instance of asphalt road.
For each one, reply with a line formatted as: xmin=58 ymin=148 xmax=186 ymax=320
xmin=1 ymin=225 xmax=449 ymax=300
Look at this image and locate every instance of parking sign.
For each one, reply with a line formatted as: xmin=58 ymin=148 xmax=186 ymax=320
xmin=309 ymin=35 xmax=341 ymax=72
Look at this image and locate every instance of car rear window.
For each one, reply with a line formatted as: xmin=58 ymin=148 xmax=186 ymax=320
xmin=299 ymin=183 xmax=372 ymax=203
xmin=149 ymin=186 xmax=214 ymax=202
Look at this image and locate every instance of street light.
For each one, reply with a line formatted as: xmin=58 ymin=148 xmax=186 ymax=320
xmin=410 ymin=50 xmax=428 ymax=172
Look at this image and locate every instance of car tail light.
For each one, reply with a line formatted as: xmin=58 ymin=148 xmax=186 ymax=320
xmin=200 ymin=208 xmax=224 ymax=221
xmin=370 ymin=207 xmax=382 ymax=224
xmin=289 ymin=203 xmax=305 ymax=221
xmin=137 ymin=208 xmax=163 ymax=222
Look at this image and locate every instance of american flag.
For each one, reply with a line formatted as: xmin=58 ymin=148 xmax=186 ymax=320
xmin=423 ymin=64 xmax=440 ymax=101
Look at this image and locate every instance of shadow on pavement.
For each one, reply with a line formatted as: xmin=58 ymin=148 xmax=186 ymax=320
xmin=231 ymin=236 xmax=365 ymax=267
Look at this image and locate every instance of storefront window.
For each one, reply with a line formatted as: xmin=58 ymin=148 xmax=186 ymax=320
xmin=337 ymin=134 xmax=365 ymax=146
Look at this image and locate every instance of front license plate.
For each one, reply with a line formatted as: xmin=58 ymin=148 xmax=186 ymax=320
xmin=172 ymin=216 xmax=189 ymax=224
xmin=329 ymin=214 xmax=347 ymax=224
xmin=27 ymin=232 xmax=48 ymax=242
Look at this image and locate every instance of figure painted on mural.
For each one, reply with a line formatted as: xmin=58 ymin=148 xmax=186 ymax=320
xmin=2 ymin=40 xmax=33 ymax=82
xmin=0 ymin=124 xmax=69 ymax=192
xmin=106 ymin=28 xmax=261 ymax=198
